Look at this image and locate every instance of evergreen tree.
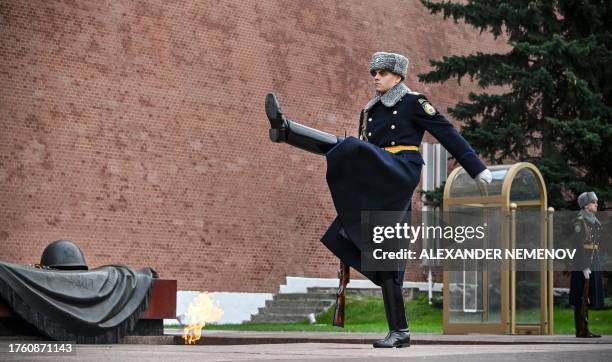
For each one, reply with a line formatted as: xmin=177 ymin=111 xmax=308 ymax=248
xmin=419 ymin=0 xmax=612 ymax=209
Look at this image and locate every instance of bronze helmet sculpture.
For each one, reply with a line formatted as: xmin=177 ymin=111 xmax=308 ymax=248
xmin=40 ymin=240 xmax=88 ymax=270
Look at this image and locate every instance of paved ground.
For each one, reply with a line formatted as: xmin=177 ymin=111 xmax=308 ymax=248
xmin=157 ymin=329 xmax=612 ymax=345
xmin=1 ymin=342 xmax=611 ymax=361
xmin=2 ymin=331 xmax=611 ymax=361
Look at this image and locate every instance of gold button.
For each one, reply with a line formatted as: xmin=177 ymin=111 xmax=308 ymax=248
xmin=368 ymin=132 xmax=372 ymax=137
xmin=391 ymin=141 xmax=395 ymax=146
xmin=393 ymin=110 xmax=397 ymax=115
xmin=391 ymin=125 xmax=395 ymax=129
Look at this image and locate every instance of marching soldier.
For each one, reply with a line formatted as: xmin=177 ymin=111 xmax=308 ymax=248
xmin=265 ymin=51 xmax=492 ymax=348
xmin=569 ymin=191 xmax=604 ymax=338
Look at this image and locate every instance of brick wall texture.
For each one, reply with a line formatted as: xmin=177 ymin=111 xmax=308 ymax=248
xmin=1 ymin=0 xmax=517 ymax=292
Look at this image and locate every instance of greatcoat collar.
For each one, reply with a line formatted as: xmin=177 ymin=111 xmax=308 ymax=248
xmin=364 ymin=82 xmax=411 ymax=111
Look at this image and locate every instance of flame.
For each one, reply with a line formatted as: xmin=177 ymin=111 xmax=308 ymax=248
xmin=182 ymin=292 xmax=223 ymax=344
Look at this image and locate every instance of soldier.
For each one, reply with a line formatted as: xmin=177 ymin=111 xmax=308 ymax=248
xmin=265 ymin=51 xmax=492 ymax=348
xmin=569 ymin=191 xmax=604 ymax=338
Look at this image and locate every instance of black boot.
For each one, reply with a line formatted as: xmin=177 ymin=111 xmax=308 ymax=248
xmin=265 ymin=93 xmax=340 ymax=155
xmin=574 ymin=306 xmax=601 ymax=338
xmin=575 ymin=308 xmax=601 ymax=338
xmin=373 ymin=275 xmax=410 ymax=348
xmin=581 ymin=331 xmax=602 ymax=338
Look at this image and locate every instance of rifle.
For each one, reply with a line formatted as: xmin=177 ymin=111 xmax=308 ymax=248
xmin=576 ymin=218 xmax=597 ymax=336
xmin=332 ymin=261 xmax=350 ymax=327
xmin=578 ymin=278 xmax=590 ymax=336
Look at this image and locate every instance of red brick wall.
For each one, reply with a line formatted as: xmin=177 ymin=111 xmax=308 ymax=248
xmin=0 ymin=0 xmax=509 ymax=292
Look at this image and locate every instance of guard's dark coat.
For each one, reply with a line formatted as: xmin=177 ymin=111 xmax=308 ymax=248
xmin=569 ymin=214 xmax=605 ymax=308
xmin=320 ymin=92 xmax=486 ymax=285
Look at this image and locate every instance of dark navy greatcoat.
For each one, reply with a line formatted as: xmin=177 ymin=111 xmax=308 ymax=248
xmin=569 ymin=214 xmax=604 ymax=309
xmin=320 ymin=91 xmax=487 ymax=285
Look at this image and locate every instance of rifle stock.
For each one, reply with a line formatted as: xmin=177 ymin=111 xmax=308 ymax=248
xmin=332 ymin=262 xmax=350 ymax=327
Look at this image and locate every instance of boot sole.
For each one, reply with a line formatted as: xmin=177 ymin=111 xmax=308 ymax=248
xmin=373 ymin=341 xmax=411 ymax=348
xmin=265 ymin=93 xmax=286 ymax=129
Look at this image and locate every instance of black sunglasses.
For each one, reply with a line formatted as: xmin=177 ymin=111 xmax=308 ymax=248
xmin=370 ymin=69 xmax=389 ymax=77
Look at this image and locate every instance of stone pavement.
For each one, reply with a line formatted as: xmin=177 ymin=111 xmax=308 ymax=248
xmin=136 ymin=329 xmax=612 ymax=345
xmin=1 ymin=342 xmax=611 ymax=361
xmin=2 ymin=331 xmax=611 ymax=361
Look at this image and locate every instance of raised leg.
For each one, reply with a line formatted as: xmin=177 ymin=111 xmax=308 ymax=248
xmin=265 ymin=93 xmax=340 ymax=155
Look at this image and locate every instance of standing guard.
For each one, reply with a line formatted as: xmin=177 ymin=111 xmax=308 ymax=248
xmin=265 ymin=51 xmax=492 ymax=348
xmin=569 ymin=191 xmax=604 ymax=338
